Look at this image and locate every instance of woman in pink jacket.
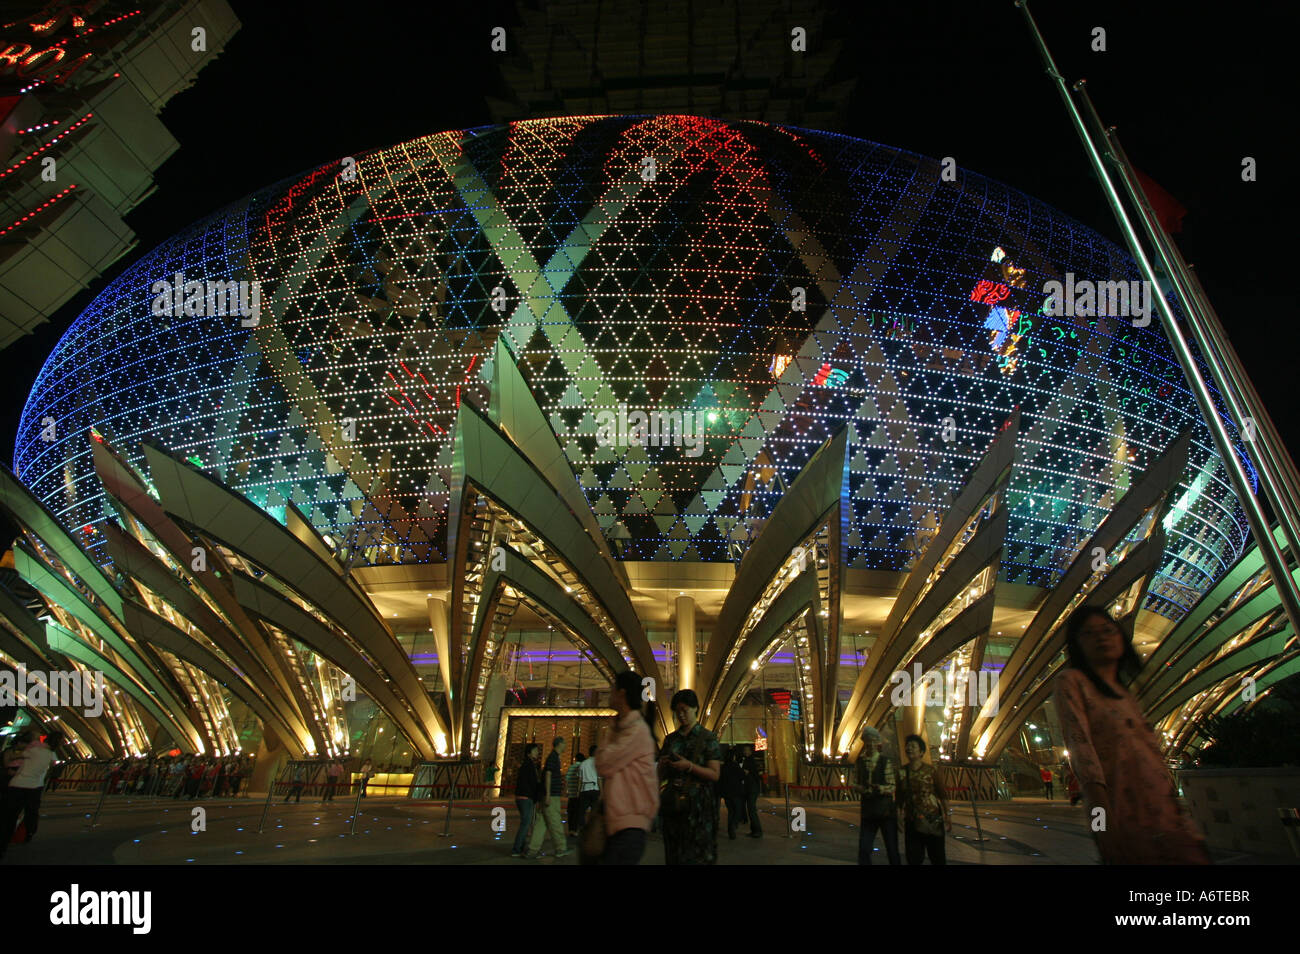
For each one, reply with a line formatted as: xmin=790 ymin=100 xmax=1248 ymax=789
xmin=594 ymin=670 xmax=659 ymax=864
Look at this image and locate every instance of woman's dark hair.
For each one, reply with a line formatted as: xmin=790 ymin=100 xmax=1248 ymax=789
xmin=670 ymin=689 xmax=700 ymax=710
xmin=903 ymin=733 xmax=926 ymax=754
xmin=613 ymin=670 xmax=642 ymax=715
xmin=1063 ymin=605 xmax=1142 ymax=699
xmin=523 ymin=742 xmax=541 ymax=760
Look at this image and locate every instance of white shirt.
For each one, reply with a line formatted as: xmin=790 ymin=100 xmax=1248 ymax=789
xmin=578 ymin=756 xmax=600 ymax=792
xmin=10 ymin=743 xmax=56 ymax=789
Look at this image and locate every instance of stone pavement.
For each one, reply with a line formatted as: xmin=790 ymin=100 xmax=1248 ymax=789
xmin=0 ymin=792 xmax=1286 ymax=865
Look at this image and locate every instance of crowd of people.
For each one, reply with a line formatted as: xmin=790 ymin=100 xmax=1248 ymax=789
xmin=0 ymin=747 xmax=256 ymax=801
xmin=0 ymin=604 xmax=1210 ymax=867
xmin=509 ymin=677 xmax=774 ymax=865
xmin=501 ymin=605 xmax=1210 ymax=866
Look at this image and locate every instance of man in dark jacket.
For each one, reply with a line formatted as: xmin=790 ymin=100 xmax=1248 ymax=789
xmin=851 ymin=726 xmax=900 ymax=864
xmin=719 ymin=749 xmax=747 ymax=839
xmin=741 ymin=746 xmax=763 ymax=838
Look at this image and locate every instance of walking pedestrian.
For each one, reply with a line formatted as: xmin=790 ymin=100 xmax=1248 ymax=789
xmin=577 ymin=743 xmax=600 ymax=831
xmin=1040 ymin=765 xmax=1054 ymax=799
xmin=284 ymin=764 xmax=306 ymax=803
xmin=851 ymin=726 xmax=900 ymax=865
xmin=511 ymin=743 xmax=542 ymax=857
xmin=2 ymin=732 xmax=31 ymax=796
xmin=741 ymin=745 xmax=763 ymax=838
xmin=658 ymin=689 xmax=723 ymax=864
xmin=565 ymin=752 xmax=585 ymax=836
xmin=1065 ymin=766 xmax=1081 ymax=806
xmin=324 ymin=759 xmax=343 ymax=801
xmin=526 ymin=737 xmax=569 ymax=859
xmin=593 ymin=670 xmax=658 ymax=864
xmin=720 ymin=749 xmax=746 ymax=839
xmin=1055 ymin=605 xmax=1210 ymax=864
xmin=359 ymin=758 xmax=373 ymax=797
xmin=0 ymin=730 xmax=64 ymax=858
xmin=899 ymin=734 xmax=950 ymax=865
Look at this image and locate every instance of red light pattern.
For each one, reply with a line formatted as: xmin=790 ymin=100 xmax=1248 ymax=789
xmin=970 ymin=280 xmax=1010 ymax=306
xmin=0 ymin=184 xmax=76 ymax=236
xmin=0 ymin=112 xmax=93 ymax=181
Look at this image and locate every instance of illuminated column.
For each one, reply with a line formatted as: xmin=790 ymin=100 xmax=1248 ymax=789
xmin=427 ymin=597 xmax=455 ymax=742
xmin=251 ymin=726 xmax=286 ymax=794
xmin=898 ymin=677 xmax=928 ymax=761
xmin=675 ymin=596 xmax=696 ymax=691
xmin=478 ymin=673 xmax=507 ymax=762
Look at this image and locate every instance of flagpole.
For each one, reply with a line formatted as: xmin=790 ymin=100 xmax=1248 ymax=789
xmin=1071 ymin=79 xmax=1300 ymax=568
xmin=1182 ymin=259 xmax=1300 ymax=509
xmin=1013 ymin=0 xmax=1300 ymax=634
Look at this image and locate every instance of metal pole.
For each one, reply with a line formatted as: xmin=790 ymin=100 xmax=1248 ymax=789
xmin=969 ymin=790 xmax=988 ymax=844
xmin=349 ymin=775 xmax=364 ymax=835
xmin=783 ymin=782 xmax=792 ymax=838
xmin=439 ymin=775 xmax=455 ymax=837
xmin=1014 ymin=0 xmax=1300 ymax=635
xmin=1181 ymin=262 xmax=1300 ymax=517
xmin=256 ymin=768 xmax=276 ymax=834
xmin=88 ymin=767 xmax=111 ymax=828
xmin=1073 ymin=82 xmax=1300 ymax=559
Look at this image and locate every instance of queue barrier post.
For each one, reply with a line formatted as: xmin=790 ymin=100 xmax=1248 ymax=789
xmin=784 ymin=783 xmax=792 ymax=838
xmin=968 ymin=788 xmax=989 ymax=844
xmin=87 ymin=771 xmax=111 ymax=828
xmin=349 ymin=778 xmax=364 ymax=836
xmin=438 ymin=777 xmax=455 ymax=837
xmin=256 ymin=774 xmax=277 ymax=834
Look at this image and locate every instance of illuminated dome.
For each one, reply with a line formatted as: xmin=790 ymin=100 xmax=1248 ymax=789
xmin=15 ymin=115 xmax=1247 ymax=618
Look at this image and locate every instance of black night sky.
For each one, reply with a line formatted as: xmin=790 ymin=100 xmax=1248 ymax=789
xmin=1 ymin=0 xmax=1292 ymax=463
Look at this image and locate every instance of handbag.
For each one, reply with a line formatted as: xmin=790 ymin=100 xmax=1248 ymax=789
xmin=660 ymin=730 xmax=708 ymax=818
xmin=579 ymin=798 xmax=606 ymax=860
xmin=904 ymin=764 xmax=945 ymax=837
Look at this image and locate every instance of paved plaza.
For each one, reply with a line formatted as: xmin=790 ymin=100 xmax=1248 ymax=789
xmin=3 ymin=792 xmax=1286 ymax=866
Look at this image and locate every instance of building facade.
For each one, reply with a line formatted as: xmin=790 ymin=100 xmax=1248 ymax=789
xmin=4 ymin=116 xmax=1280 ymax=782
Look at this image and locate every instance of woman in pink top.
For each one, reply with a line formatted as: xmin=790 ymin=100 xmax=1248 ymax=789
xmin=594 ymin=670 xmax=659 ymax=864
xmin=1054 ymin=606 xmax=1209 ymax=864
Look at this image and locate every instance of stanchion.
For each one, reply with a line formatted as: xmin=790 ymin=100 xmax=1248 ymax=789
xmin=438 ymin=775 xmax=455 ymax=837
xmin=256 ymin=776 xmax=276 ymax=834
xmin=968 ymin=792 xmax=989 ymax=844
xmin=783 ymin=783 xmax=792 ymax=838
xmin=349 ymin=780 xmax=364 ymax=836
xmin=87 ymin=772 xmax=111 ymax=828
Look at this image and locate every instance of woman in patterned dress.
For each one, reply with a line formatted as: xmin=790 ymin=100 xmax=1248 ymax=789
xmin=899 ymin=734 xmax=951 ymax=864
xmin=657 ymin=689 xmax=723 ymax=864
xmin=1054 ymin=605 xmax=1210 ymax=864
